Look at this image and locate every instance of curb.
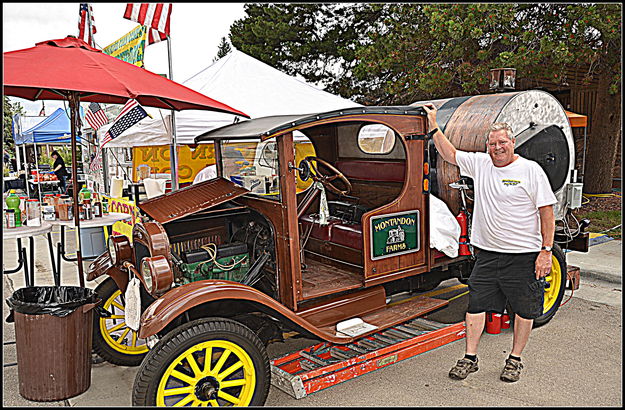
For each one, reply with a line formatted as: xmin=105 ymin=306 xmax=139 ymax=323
xmin=578 ymin=268 xmax=622 ymax=285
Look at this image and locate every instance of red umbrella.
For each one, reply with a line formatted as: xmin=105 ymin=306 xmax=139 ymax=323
xmin=3 ymin=36 xmax=249 ymax=114
xmin=3 ymin=36 xmax=249 ymax=285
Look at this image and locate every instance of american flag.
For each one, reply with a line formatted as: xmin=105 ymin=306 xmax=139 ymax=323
xmin=85 ymin=102 xmax=109 ymax=131
xmin=78 ymin=3 xmax=97 ymax=47
xmin=101 ymin=99 xmax=149 ymax=147
xmin=90 ymin=149 xmax=103 ymax=172
xmin=123 ymin=3 xmax=171 ymax=45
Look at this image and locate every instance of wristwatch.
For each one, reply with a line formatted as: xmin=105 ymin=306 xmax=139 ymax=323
xmin=541 ymin=246 xmax=552 ymax=252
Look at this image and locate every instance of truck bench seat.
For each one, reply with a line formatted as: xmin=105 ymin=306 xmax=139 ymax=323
xmin=335 ymin=160 xmax=405 ymax=183
xmin=300 ymin=214 xmax=363 ymax=250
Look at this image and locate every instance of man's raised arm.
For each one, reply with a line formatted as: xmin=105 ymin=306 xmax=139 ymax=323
xmin=422 ymin=104 xmax=457 ymax=166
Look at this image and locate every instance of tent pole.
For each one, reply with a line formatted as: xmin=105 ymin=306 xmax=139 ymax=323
xmin=102 ymin=146 xmax=110 ymax=194
xmin=15 ymin=115 xmax=23 ymax=189
xmin=580 ymin=126 xmax=587 ymax=183
xmin=69 ymin=92 xmax=85 ymax=286
xmin=166 ymin=36 xmax=179 ymax=191
xmin=22 ymin=144 xmax=30 ymax=198
xmin=33 ymin=142 xmax=43 ymax=204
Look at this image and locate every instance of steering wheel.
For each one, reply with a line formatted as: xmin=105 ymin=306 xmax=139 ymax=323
xmin=302 ymin=156 xmax=352 ymax=196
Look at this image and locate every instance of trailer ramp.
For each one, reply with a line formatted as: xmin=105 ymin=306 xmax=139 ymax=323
xmin=271 ymin=318 xmax=466 ymax=399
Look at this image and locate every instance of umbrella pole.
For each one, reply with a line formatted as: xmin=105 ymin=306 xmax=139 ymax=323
xmin=69 ymin=92 xmax=85 ymax=287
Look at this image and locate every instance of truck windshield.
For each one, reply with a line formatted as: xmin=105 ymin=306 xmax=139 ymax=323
xmin=221 ymin=132 xmax=316 ymax=199
xmin=221 ymin=138 xmax=280 ymax=199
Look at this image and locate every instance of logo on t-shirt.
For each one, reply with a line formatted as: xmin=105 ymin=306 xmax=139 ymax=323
xmin=502 ymin=179 xmax=521 ymax=186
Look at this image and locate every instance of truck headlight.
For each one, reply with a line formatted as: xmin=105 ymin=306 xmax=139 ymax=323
xmin=140 ymin=259 xmax=153 ymax=293
xmin=140 ymin=255 xmax=173 ymax=296
xmin=108 ymin=237 xmax=117 ymax=264
xmin=108 ymin=235 xmax=132 ymax=265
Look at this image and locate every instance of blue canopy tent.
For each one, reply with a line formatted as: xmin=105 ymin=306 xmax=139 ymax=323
xmin=16 ymin=107 xmax=83 ymax=145
xmin=13 ymin=106 xmax=85 ymax=199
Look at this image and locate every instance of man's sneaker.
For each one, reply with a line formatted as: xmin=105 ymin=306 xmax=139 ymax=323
xmin=449 ymin=357 xmax=479 ymax=380
xmin=500 ymin=357 xmax=523 ymax=382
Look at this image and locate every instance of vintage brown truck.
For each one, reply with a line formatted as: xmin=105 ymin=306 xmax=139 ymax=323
xmin=88 ymin=90 xmax=589 ymax=406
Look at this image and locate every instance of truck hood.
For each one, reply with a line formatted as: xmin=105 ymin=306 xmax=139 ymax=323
xmin=137 ymin=177 xmax=249 ymax=224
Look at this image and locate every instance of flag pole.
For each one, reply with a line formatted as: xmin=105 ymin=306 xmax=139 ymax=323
xmin=86 ymin=3 xmax=95 ymax=47
xmin=166 ymin=35 xmax=179 ymax=191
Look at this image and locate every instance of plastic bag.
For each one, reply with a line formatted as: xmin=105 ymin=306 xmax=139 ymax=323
xmin=5 ymin=286 xmax=99 ymax=321
xmin=124 ymin=277 xmax=141 ymax=332
xmin=429 ymin=195 xmax=461 ymax=258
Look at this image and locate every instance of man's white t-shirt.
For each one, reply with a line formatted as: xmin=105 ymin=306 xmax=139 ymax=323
xmin=455 ymin=151 xmax=557 ymax=253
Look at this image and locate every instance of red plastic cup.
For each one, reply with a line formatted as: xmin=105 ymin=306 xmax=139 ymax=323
xmin=485 ymin=312 xmax=502 ymax=334
xmin=501 ymin=314 xmax=511 ymax=329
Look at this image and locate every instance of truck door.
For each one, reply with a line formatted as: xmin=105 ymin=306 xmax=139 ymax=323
xmin=362 ymin=128 xmax=431 ymax=286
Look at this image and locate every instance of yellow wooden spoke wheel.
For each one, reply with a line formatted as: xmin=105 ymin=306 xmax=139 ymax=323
xmin=156 ymin=340 xmax=256 ymax=406
xmin=93 ymin=278 xmax=149 ymax=366
xmin=133 ymin=318 xmax=270 ymax=407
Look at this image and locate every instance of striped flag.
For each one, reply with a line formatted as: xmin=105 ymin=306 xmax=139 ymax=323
xmin=101 ymin=99 xmax=150 ymax=147
xmin=123 ymin=3 xmax=171 ymax=44
xmin=90 ymin=149 xmax=103 ymax=172
xmin=85 ymin=102 xmax=109 ymax=131
xmin=78 ymin=3 xmax=97 ymax=47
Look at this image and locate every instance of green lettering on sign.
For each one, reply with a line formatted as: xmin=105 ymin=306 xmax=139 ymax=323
xmin=370 ymin=211 xmax=420 ymax=260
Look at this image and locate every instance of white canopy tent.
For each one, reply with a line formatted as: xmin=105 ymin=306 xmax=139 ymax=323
xmin=100 ymin=48 xmax=362 ymax=147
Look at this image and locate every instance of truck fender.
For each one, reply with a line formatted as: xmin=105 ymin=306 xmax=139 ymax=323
xmin=87 ymin=252 xmax=129 ymax=292
xmin=138 ymin=280 xmax=346 ymax=343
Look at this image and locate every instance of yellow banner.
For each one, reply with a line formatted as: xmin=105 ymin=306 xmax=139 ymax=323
xmin=103 ymin=25 xmax=147 ymax=67
xmin=104 ymin=196 xmax=140 ymax=241
xmin=132 ymin=144 xmax=216 ymax=183
xmin=132 ymin=141 xmax=316 ymax=187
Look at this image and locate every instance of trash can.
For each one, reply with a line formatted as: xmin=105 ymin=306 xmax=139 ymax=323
xmin=6 ymin=286 xmax=100 ymax=401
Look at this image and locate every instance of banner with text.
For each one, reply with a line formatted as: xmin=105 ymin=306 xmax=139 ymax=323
xmin=105 ymin=196 xmax=141 ymax=241
xmin=131 ymin=142 xmax=316 ymax=185
xmin=103 ymin=25 xmax=147 ymax=67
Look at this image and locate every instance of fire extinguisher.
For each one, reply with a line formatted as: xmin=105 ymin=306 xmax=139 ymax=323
xmin=456 ymin=211 xmax=471 ymax=256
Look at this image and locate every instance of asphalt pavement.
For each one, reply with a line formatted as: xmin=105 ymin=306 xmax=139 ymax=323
xmin=2 ymin=227 xmax=622 ymax=407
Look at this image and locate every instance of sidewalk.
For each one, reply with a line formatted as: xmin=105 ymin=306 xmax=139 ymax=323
xmin=2 ymin=230 xmax=622 ymax=406
xmin=566 ymin=237 xmax=622 ymax=284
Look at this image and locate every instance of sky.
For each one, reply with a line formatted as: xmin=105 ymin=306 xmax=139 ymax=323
xmin=3 ymin=2 xmax=247 ymax=116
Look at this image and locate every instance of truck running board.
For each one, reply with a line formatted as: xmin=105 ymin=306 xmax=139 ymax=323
xmin=270 ymin=318 xmax=466 ymax=399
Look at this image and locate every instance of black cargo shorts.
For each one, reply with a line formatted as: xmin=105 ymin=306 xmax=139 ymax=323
xmin=467 ymin=248 xmax=544 ymax=320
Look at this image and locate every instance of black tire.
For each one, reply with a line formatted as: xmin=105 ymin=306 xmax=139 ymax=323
xmin=92 ymin=277 xmax=149 ymax=366
xmin=506 ymin=244 xmax=567 ymax=328
xmin=132 ymin=317 xmax=270 ymax=407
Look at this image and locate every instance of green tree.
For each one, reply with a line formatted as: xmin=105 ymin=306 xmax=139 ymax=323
xmin=3 ymin=96 xmax=24 ymax=156
xmin=230 ymin=3 xmax=621 ymax=193
xmin=213 ymin=36 xmax=232 ymax=62
xmin=230 ymin=3 xmax=382 ymax=99
xmin=354 ymin=3 xmax=621 ymax=193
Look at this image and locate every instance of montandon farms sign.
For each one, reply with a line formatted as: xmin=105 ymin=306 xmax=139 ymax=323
xmin=370 ymin=211 xmax=420 ymax=260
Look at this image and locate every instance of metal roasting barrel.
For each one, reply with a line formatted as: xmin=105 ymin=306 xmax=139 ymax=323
xmin=411 ymin=90 xmax=575 ymax=218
